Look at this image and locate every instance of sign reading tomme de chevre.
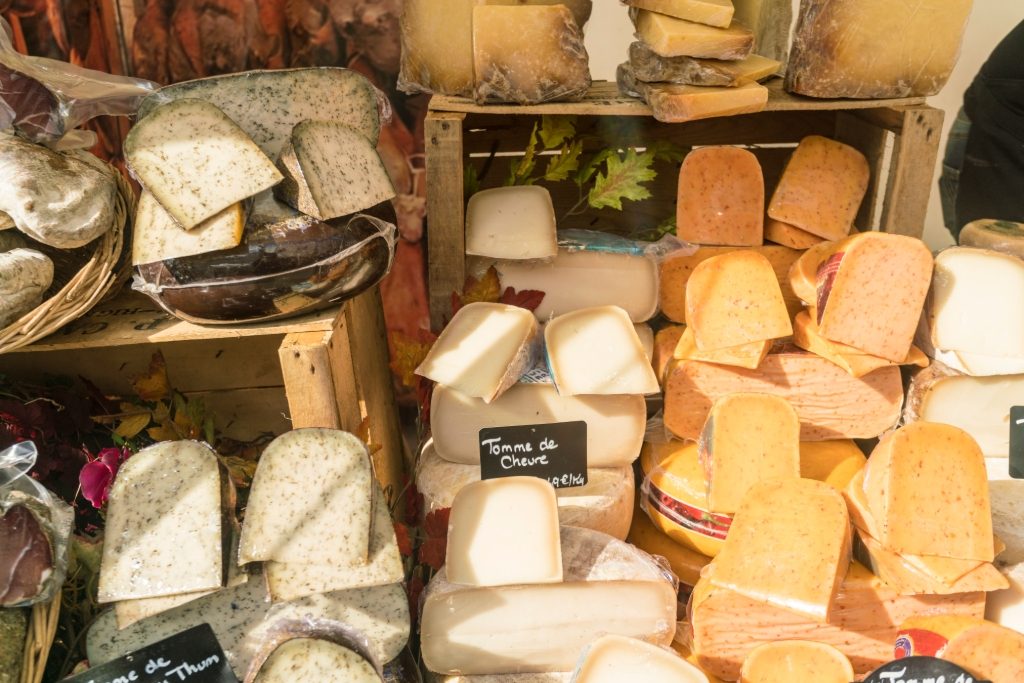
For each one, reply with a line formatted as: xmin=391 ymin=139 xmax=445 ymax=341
xmin=479 ymin=421 xmax=587 ymax=489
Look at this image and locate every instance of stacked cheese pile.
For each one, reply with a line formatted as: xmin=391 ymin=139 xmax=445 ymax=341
xmin=399 ymin=0 xmax=592 ymax=104
xmin=88 ymin=430 xmax=409 ymax=680
xmin=617 ymin=0 xmax=791 ymax=123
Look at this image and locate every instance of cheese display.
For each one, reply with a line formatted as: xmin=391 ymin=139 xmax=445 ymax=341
xmin=626 ymin=506 xmax=710 ymax=588
xmin=430 ymin=384 xmax=645 ymax=468
xmin=731 ymin=0 xmax=792 ymax=64
xmin=632 ymin=10 xmax=754 ymax=60
xmin=676 ymin=147 xmax=763 ymax=247
xmin=793 ymin=312 xmax=929 ymax=377
xmin=897 ymin=616 xmax=1024 ymax=683
xmin=0 ymin=248 xmax=53 ymax=329
xmin=672 ymin=328 xmax=771 ymax=370
xmin=544 ymin=306 xmax=660 ymax=396
xmin=618 ymin=65 xmax=768 ymax=123
xmin=628 ymin=42 xmax=779 ymax=86
xmin=466 ymin=187 xmax=558 ymax=260
xmin=627 ymin=0 xmax=732 ymax=28
xmin=698 ymin=394 xmax=800 ymax=514
xmin=571 ymin=635 xmax=709 ymax=682
xmin=131 ymin=192 xmax=245 ymax=265
xmin=416 ymin=442 xmax=635 ymax=540
xmin=420 ymin=526 xmax=677 ymax=675
xmin=763 ymin=219 xmax=823 ymax=250
xmin=251 ymin=639 xmax=381 ymax=683
xmin=739 ymin=641 xmax=853 ymax=683
xmin=98 ymin=441 xmax=222 ymax=603
xmin=417 ymin=302 xmax=539 ymax=402
xmin=959 ymin=219 xmax=1024 ymax=258
xmin=768 ymin=136 xmax=869 ymax=241
xmin=786 ymin=0 xmax=972 ymax=99
xmin=124 ymin=99 xmax=282 ymax=230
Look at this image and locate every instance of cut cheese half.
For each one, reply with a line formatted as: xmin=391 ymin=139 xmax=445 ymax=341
xmin=627 ymin=504 xmax=711 ymax=588
xmin=672 ymin=327 xmax=771 ymax=370
xmin=653 ymin=325 xmax=686 ymax=385
xmin=685 ymin=251 xmax=791 ymax=350
xmin=632 ymin=9 xmax=754 ymax=60
xmin=132 ymin=192 xmax=245 ymax=265
xmin=416 ymin=302 xmax=539 ymax=403
xmin=125 ymin=99 xmax=282 ymax=230
xmin=764 ymin=219 xmax=824 ymax=250
xmin=863 ymin=422 xmax=994 ymax=562
xmin=430 ymin=383 xmax=645 ymax=468
xmin=275 ymin=121 xmax=395 ymax=221
xmin=635 ymin=323 xmax=654 ymax=362
xmin=709 ymin=478 xmax=851 ymax=622
xmin=897 ymin=616 xmax=1024 ymax=683
xmin=545 ymin=306 xmax=660 ymax=396
xmin=466 ymin=186 xmax=557 ymax=259
xmin=573 ymin=635 xmax=709 ymax=682
xmin=238 ymin=429 xmax=373 ymax=565
xmin=676 ymin=146 xmax=763 ymax=247
xmin=792 ymin=311 xmax=929 ymax=377
xmin=627 ymin=0 xmax=733 ymax=28
xmin=787 ymin=240 xmax=835 ymax=305
xmin=252 ymin=639 xmax=380 ymax=683
xmin=98 ymin=441 xmax=222 ymax=602
xmin=619 ymin=65 xmax=768 ymax=123
xmin=959 ymin=219 xmax=1024 ymax=259
xmin=699 ymin=394 xmax=800 ymax=514
xmin=739 ymin=641 xmax=853 ymax=683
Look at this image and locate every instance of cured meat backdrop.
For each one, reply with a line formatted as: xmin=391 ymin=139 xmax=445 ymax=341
xmin=1 ymin=0 xmax=432 ymax=396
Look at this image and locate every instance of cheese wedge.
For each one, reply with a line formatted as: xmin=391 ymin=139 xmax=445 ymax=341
xmin=416 ymin=302 xmax=539 ymax=403
xmin=987 ymin=563 xmax=1024 ymax=634
xmin=897 ymin=616 xmax=1024 ymax=683
xmin=959 ymin=219 xmax=1024 ymax=259
xmin=798 ymin=440 xmax=865 ymax=491
xmin=739 ymin=641 xmax=853 ymax=683
xmin=787 ymin=240 xmax=835 ymax=305
xmin=98 ymin=441 xmax=222 ymax=603
xmin=672 ymin=327 xmax=771 ymax=370
xmin=732 ymin=0 xmax=792 ymax=64
xmin=627 ymin=505 xmax=711 ymax=588
xmin=466 ymin=186 xmax=557 ymax=259
xmin=628 ymin=42 xmax=779 ymax=86
xmin=573 ymin=635 xmax=709 ymax=682
xmin=238 ymin=429 xmax=373 ymax=565
xmin=627 ymin=0 xmax=732 ymax=27
xmin=545 ymin=306 xmax=660 ymax=396
xmin=699 ymin=394 xmax=800 ymax=514
xmin=653 ymin=325 xmax=686 ymax=384
xmin=252 ymin=639 xmax=380 ymax=683
xmin=115 ymin=590 xmax=216 ymax=630
xmin=125 ymin=99 xmax=283 ymax=230
xmin=420 ymin=526 xmax=677 ymax=675
xmin=632 ymin=9 xmax=754 ymax=60
xmin=708 ymin=478 xmax=851 ymax=622
xmin=863 ymin=423 xmax=994 ymax=562
xmin=988 ymin=478 xmax=1024 ymax=565
xmin=619 ymin=65 xmax=768 ymax=123
xmin=676 ymin=147 xmax=763 ymax=247
xmin=764 ymin=218 xmax=824 ymax=250
xmin=430 ymin=383 xmax=645 ymax=468
xmin=767 ymin=136 xmax=868 ymax=241
xmin=659 ymin=245 xmax=802 ymax=323
xmin=635 ymin=323 xmax=654 ymax=361
xmin=664 ymin=349 xmax=903 ymax=441
xmin=685 ymin=251 xmax=791 ymax=350
xmin=132 ymin=192 xmax=245 ymax=265
xmin=793 ymin=311 xmax=929 ymax=377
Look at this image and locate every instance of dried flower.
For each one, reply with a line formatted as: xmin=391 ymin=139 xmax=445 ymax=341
xmin=80 ymin=447 xmax=131 ymax=509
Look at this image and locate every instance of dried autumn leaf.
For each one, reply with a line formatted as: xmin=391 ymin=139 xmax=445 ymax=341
xmin=453 ymin=267 xmax=501 ymax=314
xmin=132 ymin=352 xmax=171 ymax=401
xmin=499 ymin=286 xmax=546 ymax=312
xmin=419 ymin=537 xmax=447 ymax=570
xmin=218 ymin=455 xmax=257 ymax=489
xmin=423 ymin=507 xmax=451 ymax=538
xmin=394 ymin=521 xmax=413 ymax=557
xmin=389 ymin=331 xmax=435 ymax=388
xmin=113 ymin=412 xmax=152 ymax=439
xmin=146 ymin=424 xmax=178 ymax=442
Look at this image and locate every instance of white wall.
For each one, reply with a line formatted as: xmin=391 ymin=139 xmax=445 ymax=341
xmin=584 ymin=1 xmax=1024 ymax=249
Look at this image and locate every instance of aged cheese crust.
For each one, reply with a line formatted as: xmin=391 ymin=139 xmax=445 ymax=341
xmin=629 ymin=42 xmax=778 ymax=87
xmin=0 ymin=248 xmax=53 ymax=328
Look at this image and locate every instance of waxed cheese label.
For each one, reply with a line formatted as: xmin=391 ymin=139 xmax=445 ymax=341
xmin=479 ymin=421 xmax=587 ymax=488
xmin=63 ymin=624 xmax=237 ymax=683
xmin=1010 ymin=406 xmax=1024 ymax=479
xmin=861 ymin=656 xmax=989 ymax=683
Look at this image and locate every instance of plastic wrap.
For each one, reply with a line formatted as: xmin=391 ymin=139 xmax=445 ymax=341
xmin=0 ymin=18 xmax=155 ymax=144
xmin=242 ymin=618 xmax=383 ymax=683
xmin=0 ymin=441 xmax=73 ymax=607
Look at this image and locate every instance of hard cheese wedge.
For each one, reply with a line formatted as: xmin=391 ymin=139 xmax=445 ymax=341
xmin=416 ymin=302 xmax=539 ymax=403
xmin=787 ymin=240 xmax=835 ymax=305
xmin=446 ymin=477 xmax=562 ymax=587
xmin=699 ymin=394 xmax=800 ymax=514
xmin=619 ymin=65 xmax=768 ymax=123
xmin=98 ymin=441 xmax=222 ymax=602
xmin=125 ymin=99 xmax=282 ymax=230
xmin=764 ymin=218 xmax=823 ymax=250
xmin=767 ymin=136 xmax=868 ymax=241
xmin=739 ymin=641 xmax=853 ymax=683
xmin=897 ymin=616 xmax=1024 ymax=683
xmin=685 ymin=251 xmax=792 ymax=350
xmin=708 ymin=478 xmax=851 ymax=622
xmin=672 ymin=327 xmax=771 ymax=370
xmin=959 ymin=219 xmax=1024 ymax=259
xmin=238 ymin=429 xmax=373 ymax=565
xmin=863 ymin=422 xmax=994 ymax=562
xmin=430 ymin=383 xmax=645 ymax=468
xmin=466 ymin=186 xmax=557 ymax=259
xmin=420 ymin=526 xmax=677 ymax=675
xmin=132 ymin=192 xmax=245 ymax=265
xmin=632 ymin=9 xmax=753 ymax=60
xmin=545 ymin=306 xmax=660 ymax=396
xmin=676 ymin=147 xmax=763 ymax=247
xmin=793 ymin=311 xmax=929 ymax=378
xmin=627 ymin=505 xmax=711 ymax=588
xmin=573 ymin=635 xmax=709 ymax=682
xmin=628 ymin=42 xmax=779 ymax=86
xmin=627 ymin=0 xmax=732 ymax=27
xmin=275 ymin=121 xmax=395 ymax=221
xmin=252 ymin=639 xmax=380 ymax=683
xmin=731 ymin=0 xmax=791 ymax=64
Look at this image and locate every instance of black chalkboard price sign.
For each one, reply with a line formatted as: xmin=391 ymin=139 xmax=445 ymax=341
xmin=479 ymin=421 xmax=587 ymax=488
xmin=62 ymin=624 xmax=238 ymax=683
xmin=860 ymin=656 xmax=990 ymax=683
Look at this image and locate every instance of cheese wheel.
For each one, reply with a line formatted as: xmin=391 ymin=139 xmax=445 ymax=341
xmin=676 ymin=146 xmax=763 ymax=246
xmin=959 ymin=219 xmax=1024 ymax=259
xmin=252 ymin=639 xmax=381 ymax=683
xmin=739 ymin=641 xmax=853 ymax=683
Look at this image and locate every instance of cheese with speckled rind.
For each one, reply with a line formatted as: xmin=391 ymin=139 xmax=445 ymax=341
xmin=764 ymin=219 xmax=823 ymax=250
xmin=466 ymin=186 xmax=557 ymax=260
xmin=132 ymin=192 xmax=245 ymax=265
xmin=252 ymin=639 xmax=381 ymax=683
xmin=677 ymin=147 xmax=763 ymax=247
xmin=739 ymin=641 xmax=852 ymax=683
xmin=632 ymin=9 xmax=753 ymax=60
xmin=238 ymin=429 xmax=372 ymax=565
xmin=125 ymin=99 xmax=282 ymax=230
xmin=672 ymin=327 xmax=771 ymax=370
xmin=98 ymin=441 xmax=222 ymax=602
xmin=573 ymin=635 xmax=709 ymax=682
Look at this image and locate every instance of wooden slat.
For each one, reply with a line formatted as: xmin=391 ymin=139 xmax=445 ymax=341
xmin=278 ymin=331 xmax=341 ymax=430
xmin=879 ymin=106 xmax=945 ymax=237
xmin=835 ymin=111 xmax=892 ymax=231
xmin=196 ymin=387 xmax=291 ymax=442
xmin=426 ymin=111 xmax=467 ymax=331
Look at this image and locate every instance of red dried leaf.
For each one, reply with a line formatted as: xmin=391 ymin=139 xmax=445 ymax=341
xmin=408 ymin=573 xmax=425 ymax=622
xmin=132 ymin=352 xmax=171 ymax=401
xmin=419 ymin=537 xmax=447 ymax=570
xmin=423 ymin=506 xmax=451 ymax=538
xmin=499 ymin=286 xmax=546 ymax=312
xmin=394 ymin=521 xmax=413 ymax=557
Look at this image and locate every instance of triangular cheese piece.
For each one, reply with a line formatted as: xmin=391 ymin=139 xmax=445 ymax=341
xmin=250 ymin=639 xmax=380 ymax=683
xmin=573 ymin=634 xmax=710 ymax=682
xmin=792 ymin=311 xmax=929 ymax=377
xmin=672 ymin=326 xmax=771 ymax=370
xmin=740 ymin=641 xmax=853 ymax=683
xmin=132 ymin=191 xmax=245 ymax=265
xmin=788 ymin=240 xmax=834 ymax=305
xmin=856 ymin=531 xmax=1006 ymax=595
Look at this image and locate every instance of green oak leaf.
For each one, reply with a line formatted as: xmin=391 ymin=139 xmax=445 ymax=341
xmin=588 ymin=148 xmax=658 ymax=210
xmin=539 ymin=115 xmax=577 ymax=149
xmin=543 ymin=139 xmax=584 ymax=182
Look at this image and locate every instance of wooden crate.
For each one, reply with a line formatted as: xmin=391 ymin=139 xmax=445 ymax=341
xmin=425 ymin=80 xmax=944 ymax=329
xmin=0 ymin=289 xmax=407 ymax=502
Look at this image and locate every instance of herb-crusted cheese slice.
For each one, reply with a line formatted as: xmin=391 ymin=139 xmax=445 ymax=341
xmin=98 ymin=441 xmax=222 ymax=603
xmin=275 ymin=122 xmax=395 ymax=221
xmin=238 ymin=429 xmax=373 ymax=566
xmin=253 ymin=639 xmax=382 ymax=683
xmin=132 ymin=191 xmax=245 ymax=265
xmin=125 ymin=98 xmax=282 ymax=230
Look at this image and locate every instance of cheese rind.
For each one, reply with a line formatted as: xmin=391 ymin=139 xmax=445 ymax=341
xmin=618 ymin=65 xmax=767 ymax=123
xmin=787 ymin=240 xmax=834 ymax=305
xmin=764 ymin=219 xmax=823 ymax=250
xmin=252 ymin=639 xmax=380 ymax=683
xmin=672 ymin=327 xmax=771 ymax=370
xmin=632 ymin=10 xmax=754 ymax=60
xmin=572 ymin=635 xmax=710 ymax=682
xmin=676 ymin=147 xmax=763 ymax=247
xmin=739 ymin=641 xmax=853 ymax=683
xmin=959 ymin=219 xmax=1024 ymax=259
xmin=466 ymin=187 xmax=557 ymax=260
xmin=628 ymin=42 xmax=778 ymax=86
xmin=627 ymin=0 xmax=732 ymax=28
xmin=132 ymin=192 xmax=245 ymax=265
xmin=731 ymin=0 xmax=792 ymax=64
xmin=792 ymin=311 xmax=929 ymax=378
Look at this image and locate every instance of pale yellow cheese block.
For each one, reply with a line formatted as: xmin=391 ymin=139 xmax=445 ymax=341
xmin=619 ymin=65 xmax=768 ymax=123
xmin=792 ymin=311 xmax=929 ymax=377
xmin=573 ymin=635 xmax=709 ymax=682
xmin=627 ymin=0 xmax=733 ymax=28
xmin=632 ymin=9 xmax=753 ymax=59
xmin=739 ymin=641 xmax=853 ymax=683
xmin=672 ymin=327 xmax=771 ymax=370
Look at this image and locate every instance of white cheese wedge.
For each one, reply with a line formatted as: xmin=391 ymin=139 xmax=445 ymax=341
xmin=132 ymin=191 xmax=245 ymax=265
xmin=420 ymin=526 xmax=677 ymax=675
xmin=275 ymin=122 xmax=395 ymax=221
xmin=635 ymin=323 xmax=654 ymax=362
xmin=496 ymin=248 xmax=659 ymax=322
xmin=466 ymin=186 xmax=557 ymax=260
xmin=447 ymin=477 xmax=563 ymax=587
xmin=125 ymin=98 xmax=283 ymax=230
xmin=430 ymin=383 xmax=645 ymax=468
xmin=989 ymin=478 xmax=1024 ymax=566
xmin=252 ymin=639 xmax=381 ymax=683
xmin=114 ymin=590 xmax=215 ymax=631
xmin=416 ymin=302 xmax=539 ymax=403
xmin=545 ymin=306 xmax=660 ymax=396
xmin=98 ymin=441 xmax=222 ymax=603
xmin=238 ymin=429 xmax=373 ymax=565
xmin=572 ymin=634 xmax=709 ymax=682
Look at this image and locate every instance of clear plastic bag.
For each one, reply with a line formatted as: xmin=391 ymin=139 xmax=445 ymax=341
xmin=0 ymin=17 xmax=156 ymax=145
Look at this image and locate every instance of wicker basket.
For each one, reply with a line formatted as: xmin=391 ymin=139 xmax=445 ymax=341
xmin=0 ymin=166 xmax=133 ymax=354
xmin=19 ymin=598 xmax=60 ymax=683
